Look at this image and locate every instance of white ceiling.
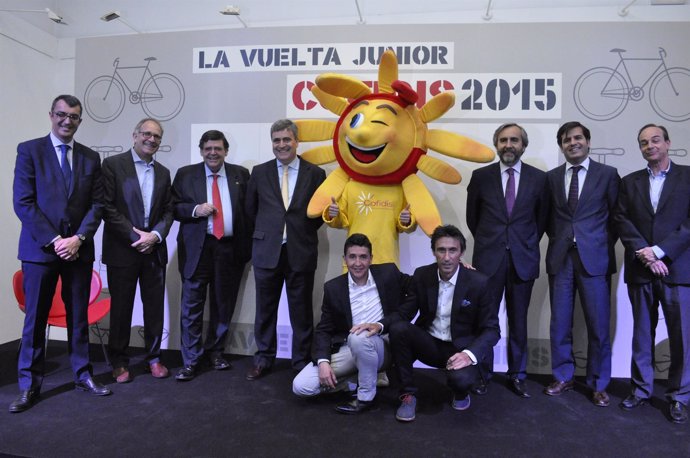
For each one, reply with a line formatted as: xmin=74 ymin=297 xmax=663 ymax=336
xmin=0 ymin=0 xmax=688 ymax=39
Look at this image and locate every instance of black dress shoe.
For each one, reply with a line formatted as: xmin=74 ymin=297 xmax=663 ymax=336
xmin=246 ymin=365 xmax=269 ymax=381
xmin=471 ymin=381 xmax=488 ymax=396
xmin=509 ymin=378 xmax=531 ymax=398
xmin=211 ymin=356 xmax=231 ymax=371
xmin=335 ymin=399 xmax=375 ymax=414
xmin=543 ymin=379 xmax=574 ymax=396
xmin=619 ymin=394 xmax=648 ymax=410
xmin=670 ymin=401 xmax=688 ymax=424
xmin=175 ymin=365 xmax=197 ymax=381
xmin=9 ymin=389 xmax=40 ymax=413
xmin=75 ymin=377 xmax=112 ymax=396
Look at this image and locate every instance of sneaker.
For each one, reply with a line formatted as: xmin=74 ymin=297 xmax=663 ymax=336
xmin=376 ymin=371 xmax=390 ymax=387
xmin=395 ymin=393 xmax=417 ymax=422
xmin=452 ymin=394 xmax=471 ymax=411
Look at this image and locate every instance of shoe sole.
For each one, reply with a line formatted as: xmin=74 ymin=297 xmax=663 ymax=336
xmin=543 ymin=386 xmax=573 ymax=396
xmin=395 ymin=414 xmax=415 ymax=422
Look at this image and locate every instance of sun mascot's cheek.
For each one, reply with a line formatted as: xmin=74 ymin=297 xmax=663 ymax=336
xmin=294 ymin=49 xmax=495 ymax=266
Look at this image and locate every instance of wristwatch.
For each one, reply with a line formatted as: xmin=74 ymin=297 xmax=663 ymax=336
xmin=76 ymin=234 xmax=86 ymax=242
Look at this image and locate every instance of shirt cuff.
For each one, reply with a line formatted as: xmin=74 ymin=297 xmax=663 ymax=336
xmin=192 ymin=204 xmax=200 ymax=218
xmin=376 ymin=322 xmax=384 ymax=334
xmin=152 ymin=231 xmax=162 ymax=243
xmin=462 ymin=349 xmax=477 ymax=365
xmin=652 ymin=245 xmax=665 ymax=260
xmin=317 ymin=359 xmax=330 ymax=365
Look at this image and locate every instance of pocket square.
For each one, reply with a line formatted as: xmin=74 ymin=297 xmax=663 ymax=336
xmin=461 ymin=299 xmax=472 ymax=307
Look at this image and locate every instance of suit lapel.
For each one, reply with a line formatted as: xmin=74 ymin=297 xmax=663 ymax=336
xmin=124 ymin=151 xmax=145 ymax=225
xmin=577 ymin=160 xmax=600 ymax=210
xmin=632 ymin=170 xmax=654 ymax=215
xmin=291 ymin=157 xmax=311 ymax=210
xmin=655 ymin=161 xmax=679 ymax=214
xmin=451 ymin=267 xmax=468 ymax=319
xmin=45 ymin=136 xmax=71 ymax=197
xmin=552 ymin=164 xmax=567 ymax=210
xmin=193 ymin=163 xmax=207 ymax=203
xmin=225 ymin=163 xmax=241 ymax=221
xmin=269 ymin=159 xmax=283 ymax=204
xmin=489 ymin=164 xmax=509 ymax=219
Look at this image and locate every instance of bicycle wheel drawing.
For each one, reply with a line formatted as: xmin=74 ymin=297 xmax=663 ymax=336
xmin=84 ymin=76 xmax=126 ymax=123
xmin=650 ymin=67 xmax=690 ymax=122
xmin=573 ymin=67 xmax=629 ymax=121
xmin=140 ymin=73 xmax=185 ymax=121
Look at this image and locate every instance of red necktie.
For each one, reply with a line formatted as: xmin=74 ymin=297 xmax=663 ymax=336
xmin=212 ymin=174 xmax=224 ymax=239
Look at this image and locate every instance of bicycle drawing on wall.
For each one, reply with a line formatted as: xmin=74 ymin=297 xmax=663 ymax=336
xmin=84 ymin=57 xmax=185 ymax=123
xmin=573 ymin=47 xmax=690 ymax=122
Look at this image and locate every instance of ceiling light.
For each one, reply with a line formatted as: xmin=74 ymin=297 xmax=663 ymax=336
xmin=100 ymin=10 xmax=140 ymax=33
xmin=220 ymin=5 xmax=247 ymax=27
xmin=0 ymin=8 xmax=65 ymax=24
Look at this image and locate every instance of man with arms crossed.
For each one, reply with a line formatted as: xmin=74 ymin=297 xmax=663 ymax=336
xmin=293 ymin=233 xmax=412 ymax=413
xmin=466 ymin=123 xmax=548 ymax=397
xmin=615 ymin=124 xmax=690 ymax=424
xmin=389 ymin=225 xmax=499 ymax=422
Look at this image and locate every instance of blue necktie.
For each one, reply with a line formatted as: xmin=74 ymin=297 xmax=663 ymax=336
xmin=60 ymin=144 xmax=72 ymax=192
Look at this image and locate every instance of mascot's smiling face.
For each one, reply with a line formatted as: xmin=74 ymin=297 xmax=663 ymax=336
xmin=335 ymin=92 xmax=424 ymax=179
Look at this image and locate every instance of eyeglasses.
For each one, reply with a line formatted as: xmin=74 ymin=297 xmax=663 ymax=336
xmin=52 ymin=111 xmax=81 ymax=122
xmin=139 ymin=131 xmax=163 ymax=142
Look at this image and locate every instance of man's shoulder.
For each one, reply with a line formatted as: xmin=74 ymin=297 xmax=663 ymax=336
xmin=521 ymin=162 xmax=547 ymax=177
xmin=73 ymin=141 xmax=100 ymax=159
xmin=225 ymin=162 xmax=250 ymax=175
xmin=18 ymin=135 xmax=49 ymax=150
xmin=589 ymin=159 xmax=618 ymax=176
xmin=324 ymin=272 xmax=349 ymax=291
xmin=102 ymin=151 xmax=129 ymax=165
xmin=412 ymin=263 xmax=437 ymax=279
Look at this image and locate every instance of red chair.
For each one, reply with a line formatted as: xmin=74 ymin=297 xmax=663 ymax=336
xmin=12 ymin=269 xmax=111 ymax=366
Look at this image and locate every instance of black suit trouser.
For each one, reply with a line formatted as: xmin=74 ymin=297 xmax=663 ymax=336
xmin=389 ymin=321 xmax=479 ymax=397
xmin=179 ymin=235 xmax=244 ymax=366
xmin=107 ymin=256 xmax=166 ymax=367
xmin=480 ymin=250 xmax=534 ymax=381
xmin=252 ymin=245 xmax=314 ymax=371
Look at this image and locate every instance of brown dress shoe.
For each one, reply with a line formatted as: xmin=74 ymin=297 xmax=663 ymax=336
xmin=112 ymin=367 xmax=132 ymax=384
xmin=246 ymin=365 xmax=268 ymax=381
xmin=149 ymin=362 xmax=169 ymax=379
xmin=592 ymin=391 xmax=610 ymax=407
xmin=543 ymin=379 xmax=574 ymax=396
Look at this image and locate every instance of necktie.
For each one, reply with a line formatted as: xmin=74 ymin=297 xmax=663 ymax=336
xmin=212 ymin=174 xmax=224 ymax=239
xmin=60 ymin=144 xmax=72 ymax=192
xmin=281 ymin=165 xmax=289 ymax=240
xmin=505 ymin=167 xmax=515 ymax=216
xmin=567 ymin=165 xmax=582 ymax=214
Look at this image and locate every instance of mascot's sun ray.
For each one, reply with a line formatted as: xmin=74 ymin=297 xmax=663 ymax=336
xmin=295 ymin=49 xmax=494 ymax=265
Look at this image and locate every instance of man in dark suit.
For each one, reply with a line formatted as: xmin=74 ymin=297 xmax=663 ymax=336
xmin=544 ymin=121 xmax=619 ymax=407
xmin=389 ymin=225 xmax=500 ymax=422
xmin=466 ymin=123 xmax=548 ymax=398
xmin=172 ymin=130 xmax=251 ymax=381
xmin=10 ymin=94 xmax=111 ymax=413
xmin=615 ymin=124 xmax=690 ymax=424
xmin=292 ymin=233 xmax=412 ymax=413
xmin=245 ymin=119 xmax=326 ymax=379
xmin=102 ymin=118 xmax=173 ymax=383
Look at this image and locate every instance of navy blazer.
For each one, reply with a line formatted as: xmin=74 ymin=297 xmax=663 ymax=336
xmin=13 ymin=135 xmax=102 ymax=263
xmin=172 ymin=162 xmax=251 ymax=279
xmin=545 ymin=159 xmax=620 ymax=276
xmin=398 ymin=263 xmax=500 ymax=363
xmin=466 ymin=161 xmax=548 ymax=281
xmin=615 ymin=162 xmax=690 ymax=285
xmin=101 ymin=150 xmax=173 ymax=267
xmin=312 ymin=263 xmax=413 ymax=362
xmin=246 ymin=157 xmax=325 ymax=272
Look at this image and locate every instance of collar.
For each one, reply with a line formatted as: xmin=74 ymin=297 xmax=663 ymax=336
xmin=277 ymin=156 xmax=299 ymax=171
xmin=646 ymin=161 xmax=671 ymax=178
xmin=567 ymin=156 xmax=590 ymax=172
xmin=205 ymin=163 xmax=227 ymax=178
xmin=500 ymin=160 xmax=522 ymax=175
xmin=131 ymin=148 xmax=155 ymax=166
xmin=437 ymin=265 xmax=460 ymax=286
xmin=348 ymin=270 xmax=373 ymax=288
xmin=49 ymin=132 xmax=74 ymax=150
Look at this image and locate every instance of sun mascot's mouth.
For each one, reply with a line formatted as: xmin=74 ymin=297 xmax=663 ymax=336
xmin=345 ymin=137 xmax=386 ymax=164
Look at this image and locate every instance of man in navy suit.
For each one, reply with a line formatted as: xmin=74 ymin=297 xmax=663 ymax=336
xmin=292 ymin=233 xmax=413 ymax=414
xmin=615 ymin=124 xmax=690 ymax=424
xmin=389 ymin=225 xmax=500 ymax=422
xmin=245 ymin=119 xmax=326 ymax=379
xmin=172 ymin=130 xmax=251 ymax=381
xmin=544 ymin=121 xmax=619 ymax=407
xmin=102 ymin=118 xmax=173 ymax=383
xmin=11 ymin=94 xmax=111 ymax=413
xmin=466 ymin=123 xmax=548 ymax=398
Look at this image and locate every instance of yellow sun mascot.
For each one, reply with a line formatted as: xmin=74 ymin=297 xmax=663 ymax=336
xmin=296 ymin=50 xmax=494 ymax=266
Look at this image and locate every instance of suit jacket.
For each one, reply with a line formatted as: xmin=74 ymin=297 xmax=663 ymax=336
xmin=312 ymin=263 xmax=413 ymax=362
xmin=13 ymin=134 xmax=102 ymax=263
xmin=615 ymin=162 xmax=690 ymax=285
xmin=101 ymin=150 xmax=173 ymax=267
xmin=172 ymin=162 xmax=251 ymax=279
xmin=545 ymin=159 xmax=620 ymax=276
xmin=246 ymin=157 xmax=325 ymax=272
xmin=398 ymin=263 xmax=500 ymax=364
xmin=466 ymin=161 xmax=548 ymax=280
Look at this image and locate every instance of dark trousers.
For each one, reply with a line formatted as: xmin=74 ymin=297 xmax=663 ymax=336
xmin=549 ymin=247 xmax=611 ymax=391
xmin=107 ymin=256 xmax=166 ymax=367
xmin=389 ymin=321 xmax=479 ymax=397
xmin=179 ymin=235 xmax=244 ymax=366
xmin=481 ymin=251 xmax=534 ymax=382
xmin=18 ymin=260 xmax=93 ymax=390
xmin=628 ymin=280 xmax=690 ymax=404
xmin=252 ymin=245 xmax=314 ymax=371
